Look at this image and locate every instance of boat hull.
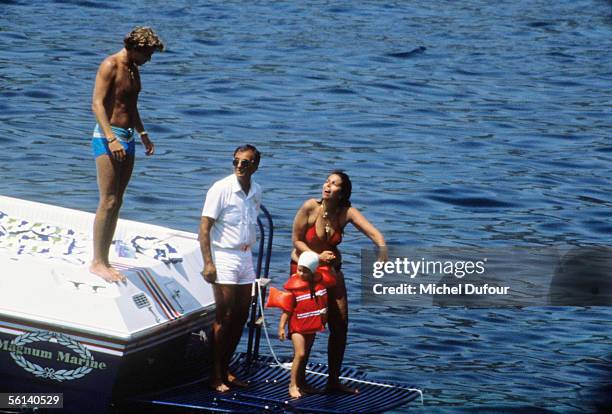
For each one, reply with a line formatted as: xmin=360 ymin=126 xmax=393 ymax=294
xmin=0 ymin=311 xmax=214 ymax=413
xmin=0 ymin=195 xmax=217 ymax=413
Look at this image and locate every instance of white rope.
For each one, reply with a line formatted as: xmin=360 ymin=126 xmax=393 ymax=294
xmin=255 ymin=280 xmax=424 ymax=405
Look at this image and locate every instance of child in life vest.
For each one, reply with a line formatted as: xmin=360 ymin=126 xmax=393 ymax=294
xmin=266 ymin=251 xmax=336 ymax=398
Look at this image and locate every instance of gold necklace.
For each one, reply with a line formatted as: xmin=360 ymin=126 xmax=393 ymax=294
xmin=127 ymin=63 xmax=136 ymax=81
xmin=321 ymin=203 xmax=334 ymax=236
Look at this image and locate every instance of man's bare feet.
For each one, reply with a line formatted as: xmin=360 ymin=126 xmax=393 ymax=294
xmin=325 ymin=381 xmax=359 ymax=394
xmin=90 ymin=262 xmax=123 ymax=283
xmin=209 ymin=380 xmax=231 ymax=393
xmin=288 ymin=384 xmax=303 ymax=398
xmin=227 ymin=372 xmax=249 ymax=388
xmin=108 ymin=266 xmax=127 ymax=282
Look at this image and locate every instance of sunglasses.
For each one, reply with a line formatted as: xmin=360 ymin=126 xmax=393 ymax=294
xmin=233 ymin=158 xmax=256 ymax=168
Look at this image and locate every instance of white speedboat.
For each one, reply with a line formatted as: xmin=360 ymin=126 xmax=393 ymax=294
xmin=0 ymin=195 xmax=214 ymax=413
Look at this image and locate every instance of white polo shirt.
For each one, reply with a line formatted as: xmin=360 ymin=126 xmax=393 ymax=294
xmin=201 ymin=174 xmax=262 ymax=250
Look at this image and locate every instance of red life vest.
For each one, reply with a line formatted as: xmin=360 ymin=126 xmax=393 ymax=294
xmin=266 ymin=266 xmax=336 ymax=335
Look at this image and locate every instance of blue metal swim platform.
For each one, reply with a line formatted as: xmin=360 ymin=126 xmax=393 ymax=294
xmin=124 ymin=352 xmax=421 ymax=413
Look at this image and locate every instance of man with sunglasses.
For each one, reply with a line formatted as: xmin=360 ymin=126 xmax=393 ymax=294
xmin=199 ymin=144 xmax=262 ymax=392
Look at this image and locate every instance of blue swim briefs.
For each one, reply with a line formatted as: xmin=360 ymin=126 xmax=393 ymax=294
xmin=91 ymin=124 xmax=136 ymax=158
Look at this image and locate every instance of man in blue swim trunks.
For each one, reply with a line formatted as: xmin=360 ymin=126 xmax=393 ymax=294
xmin=90 ymin=27 xmax=164 ymax=282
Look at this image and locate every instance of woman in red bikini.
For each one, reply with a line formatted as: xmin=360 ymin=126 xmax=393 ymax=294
xmin=291 ymin=170 xmax=387 ymax=394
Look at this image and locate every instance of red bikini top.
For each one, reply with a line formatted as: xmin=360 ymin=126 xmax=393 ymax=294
xmin=305 ymin=223 xmax=342 ymax=247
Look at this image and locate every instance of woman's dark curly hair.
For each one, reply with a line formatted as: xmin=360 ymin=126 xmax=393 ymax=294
xmin=329 ymin=170 xmax=352 ymax=208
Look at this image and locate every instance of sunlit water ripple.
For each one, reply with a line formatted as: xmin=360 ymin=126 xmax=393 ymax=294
xmin=0 ymin=1 xmax=610 ymax=412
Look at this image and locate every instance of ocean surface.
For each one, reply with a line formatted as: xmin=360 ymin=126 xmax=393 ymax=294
xmin=1 ymin=1 xmax=611 ymax=412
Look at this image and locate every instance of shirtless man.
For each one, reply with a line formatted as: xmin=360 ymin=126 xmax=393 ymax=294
xmin=90 ymin=27 xmax=164 ymax=282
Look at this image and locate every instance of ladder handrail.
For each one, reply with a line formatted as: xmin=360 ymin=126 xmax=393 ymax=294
xmin=246 ymin=205 xmax=273 ymax=365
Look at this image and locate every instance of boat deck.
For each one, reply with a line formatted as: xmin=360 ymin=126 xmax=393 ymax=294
xmin=124 ymin=353 xmax=420 ymax=413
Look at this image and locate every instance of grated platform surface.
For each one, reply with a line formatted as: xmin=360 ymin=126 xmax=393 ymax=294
xmin=127 ymin=353 xmax=420 ymax=413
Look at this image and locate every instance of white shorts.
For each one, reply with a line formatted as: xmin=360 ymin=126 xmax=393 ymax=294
xmin=212 ymin=248 xmax=256 ymax=285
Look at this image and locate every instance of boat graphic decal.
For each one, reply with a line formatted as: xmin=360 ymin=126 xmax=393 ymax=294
xmin=113 ymin=262 xmax=180 ymax=320
xmin=7 ymin=331 xmax=105 ymax=381
xmin=143 ymin=268 xmax=182 ymax=317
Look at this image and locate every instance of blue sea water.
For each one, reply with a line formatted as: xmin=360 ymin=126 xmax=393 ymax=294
xmin=0 ymin=1 xmax=611 ymax=412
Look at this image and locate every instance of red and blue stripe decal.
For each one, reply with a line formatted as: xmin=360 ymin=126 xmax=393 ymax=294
xmin=112 ymin=263 xmax=182 ymax=320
